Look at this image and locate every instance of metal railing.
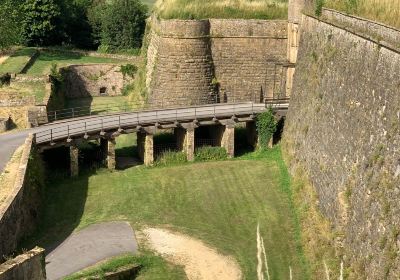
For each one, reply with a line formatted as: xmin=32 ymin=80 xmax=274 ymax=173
xmin=44 ymin=93 xmax=267 ymax=123
xmin=34 ymin=102 xmax=267 ymax=145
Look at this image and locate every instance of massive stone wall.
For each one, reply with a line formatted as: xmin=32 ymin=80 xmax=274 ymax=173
xmin=0 ymin=135 xmax=44 ymax=259
xmin=146 ymin=18 xmax=288 ymax=106
xmin=283 ymin=13 xmax=400 ymax=279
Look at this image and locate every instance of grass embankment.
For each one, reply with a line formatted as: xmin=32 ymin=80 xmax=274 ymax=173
xmin=26 ymin=49 xmax=130 ymax=76
xmin=0 ymin=48 xmax=37 ymax=75
xmin=27 ymin=142 xmax=308 ymax=279
xmin=324 ymin=0 xmax=400 ymax=28
xmin=154 ymin=0 xmax=288 ymax=19
xmin=0 ymin=80 xmax=47 ymax=103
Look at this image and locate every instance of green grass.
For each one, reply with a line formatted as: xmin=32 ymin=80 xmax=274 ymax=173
xmin=65 ymin=96 xmax=130 ymax=110
xmin=154 ymin=0 xmax=288 ymax=19
xmin=26 ymin=49 xmax=131 ymax=76
xmin=26 ymin=146 xmax=308 ymax=279
xmin=65 ymin=253 xmax=186 ymax=280
xmin=0 ymin=48 xmax=37 ymax=75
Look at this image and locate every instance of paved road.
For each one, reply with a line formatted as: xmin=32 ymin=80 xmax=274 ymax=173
xmin=0 ymin=102 xmax=268 ymax=173
xmin=45 ymin=221 xmax=138 ymax=280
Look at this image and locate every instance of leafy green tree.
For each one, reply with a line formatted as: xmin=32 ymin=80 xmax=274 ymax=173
xmin=21 ymin=0 xmax=62 ymax=46
xmin=99 ymin=0 xmax=147 ymax=52
xmin=0 ymin=0 xmax=23 ymax=50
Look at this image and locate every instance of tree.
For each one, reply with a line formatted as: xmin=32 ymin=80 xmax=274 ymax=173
xmin=21 ymin=0 xmax=62 ymax=46
xmin=98 ymin=0 xmax=147 ymax=52
xmin=0 ymin=0 xmax=23 ymax=50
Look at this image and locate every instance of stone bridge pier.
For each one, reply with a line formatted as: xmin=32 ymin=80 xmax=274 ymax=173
xmin=66 ymin=120 xmax=265 ymax=174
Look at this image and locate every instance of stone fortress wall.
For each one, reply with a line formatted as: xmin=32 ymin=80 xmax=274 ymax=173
xmin=146 ymin=17 xmax=289 ymax=106
xmin=283 ymin=8 xmax=400 ymax=279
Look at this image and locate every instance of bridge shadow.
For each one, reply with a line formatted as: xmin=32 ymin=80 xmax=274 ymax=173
xmin=20 ymin=145 xmax=111 ymax=255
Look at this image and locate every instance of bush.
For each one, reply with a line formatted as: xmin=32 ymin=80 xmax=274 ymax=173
xmin=120 ymin=64 xmax=138 ymax=79
xmin=156 ymin=151 xmax=187 ymax=166
xmin=256 ymin=108 xmax=277 ymax=149
xmin=195 ymin=146 xmax=228 ymax=161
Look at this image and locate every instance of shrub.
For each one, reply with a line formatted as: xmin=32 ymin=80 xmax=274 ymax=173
xmin=120 ymin=64 xmax=138 ymax=79
xmin=156 ymin=150 xmax=187 ymax=166
xmin=256 ymin=108 xmax=277 ymax=149
xmin=195 ymin=146 xmax=228 ymax=161
xmin=315 ymin=0 xmax=324 ymax=16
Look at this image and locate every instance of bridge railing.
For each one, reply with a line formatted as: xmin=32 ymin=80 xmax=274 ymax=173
xmin=35 ymin=103 xmax=266 ymax=144
xmin=265 ymin=97 xmax=290 ymax=108
xmin=42 ymin=93 xmax=291 ymax=124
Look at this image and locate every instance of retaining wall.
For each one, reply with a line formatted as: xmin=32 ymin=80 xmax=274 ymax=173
xmin=283 ymin=13 xmax=400 ymax=279
xmin=146 ymin=18 xmax=288 ymax=105
xmin=0 ymin=135 xmax=45 ymax=260
xmin=0 ymin=247 xmax=46 ymax=280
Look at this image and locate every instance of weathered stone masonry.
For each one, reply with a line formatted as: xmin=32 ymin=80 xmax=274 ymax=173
xmin=283 ymin=12 xmax=400 ymax=279
xmin=0 ymin=135 xmax=44 ymax=260
xmin=146 ymin=18 xmax=289 ymax=105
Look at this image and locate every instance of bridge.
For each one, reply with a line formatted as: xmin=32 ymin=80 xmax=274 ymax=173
xmin=0 ymin=98 xmax=289 ymax=176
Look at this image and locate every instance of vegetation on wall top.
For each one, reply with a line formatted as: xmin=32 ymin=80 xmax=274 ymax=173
xmin=153 ymin=0 xmax=288 ymax=20
xmin=323 ymin=0 xmax=400 ymax=28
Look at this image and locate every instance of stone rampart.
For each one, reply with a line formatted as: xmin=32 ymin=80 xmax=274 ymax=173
xmin=0 ymin=247 xmax=46 ymax=280
xmin=61 ymin=64 xmax=133 ymax=98
xmin=283 ymin=13 xmax=400 ymax=279
xmin=0 ymin=135 xmax=44 ymax=259
xmin=146 ymin=18 xmax=288 ymax=105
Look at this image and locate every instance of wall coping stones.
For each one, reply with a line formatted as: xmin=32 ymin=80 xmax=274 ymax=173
xmin=317 ymin=8 xmax=400 ymax=54
xmin=150 ymin=16 xmax=288 ymax=39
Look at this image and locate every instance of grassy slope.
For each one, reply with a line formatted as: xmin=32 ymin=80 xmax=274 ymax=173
xmin=0 ymin=80 xmax=47 ymax=103
xmin=154 ymin=0 xmax=288 ymax=19
xmin=26 ymin=50 xmax=130 ymax=76
xmin=0 ymin=48 xmax=36 ymax=74
xmin=26 ymin=145 xmax=308 ymax=280
xmin=324 ymin=0 xmax=400 ymax=28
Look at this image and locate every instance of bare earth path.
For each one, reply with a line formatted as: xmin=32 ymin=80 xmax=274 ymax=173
xmin=142 ymin=228 xmax=242 ymax=280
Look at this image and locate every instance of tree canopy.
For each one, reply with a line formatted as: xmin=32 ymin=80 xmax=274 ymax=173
xmin=1 ymin=0 xmax=148 ymax=51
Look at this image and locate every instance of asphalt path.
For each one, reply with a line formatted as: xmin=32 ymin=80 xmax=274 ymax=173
xmin=45 ymin=221 xmax=138 ymax=280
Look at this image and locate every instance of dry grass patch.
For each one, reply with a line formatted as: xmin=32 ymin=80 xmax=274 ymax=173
xmin=325 ymin=0 xmax=400 ymax=28
xmin=0 ymin=107 xmax=29 ymax=129
xmin=154 ymin=0 xmax=288 ymax=19
xmin=0 ymin=145 xmax=23 ymax=206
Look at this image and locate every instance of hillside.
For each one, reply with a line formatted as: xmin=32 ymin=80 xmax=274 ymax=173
xmin=153 ymin=0 xmax=288 ymax=19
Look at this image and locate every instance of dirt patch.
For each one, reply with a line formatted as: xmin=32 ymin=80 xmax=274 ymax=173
xmin=141 ymin=227 xmax=242 ymax=280
xmin=0 ymin=145 xmax=23 ymax=205
xmin=0 ymin=56 xmax=9 ymax=65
